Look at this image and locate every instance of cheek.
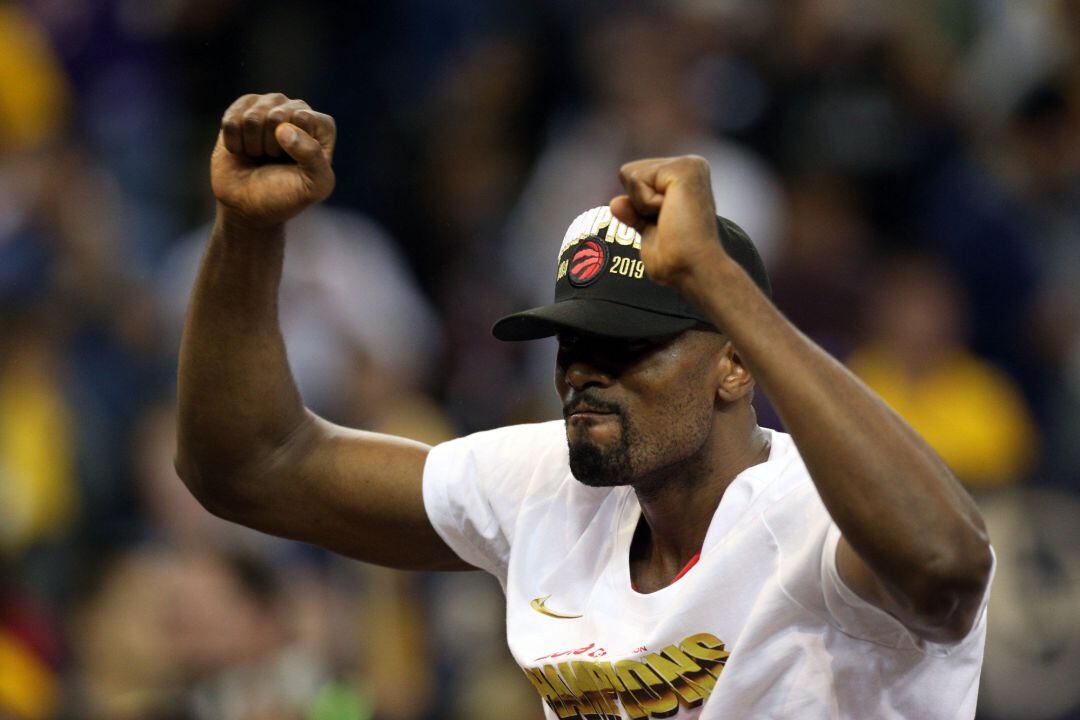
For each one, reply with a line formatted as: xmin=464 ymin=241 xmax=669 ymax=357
xmin=553 ymin=367 xmax=568 ymax=399
xmin=626 ymin=383 xmax=715 ymax=464
xmin=657 ymin=389 xmax=713 ymax=435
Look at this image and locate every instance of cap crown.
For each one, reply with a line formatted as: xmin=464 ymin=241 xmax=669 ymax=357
xmin=490 ymin=206 xmax=770 ymax=341
xmin=553 ymin=206 xmax=770 ymax=322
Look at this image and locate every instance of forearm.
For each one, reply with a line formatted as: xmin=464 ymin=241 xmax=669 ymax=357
xmin=176 ymin=206 xmax=308 ymax=495
xmin=683 ymin=249 xmax=990 ymax=601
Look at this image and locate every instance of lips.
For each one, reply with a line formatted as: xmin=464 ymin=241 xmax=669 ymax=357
xmin=566 ymin=405 xmax=610 ymax=417
xmin=563 ymin=399 xmax=620 ymax=420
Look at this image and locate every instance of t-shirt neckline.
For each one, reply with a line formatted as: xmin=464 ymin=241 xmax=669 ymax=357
xmin=610 ymin=428 xmax=781 ymax=605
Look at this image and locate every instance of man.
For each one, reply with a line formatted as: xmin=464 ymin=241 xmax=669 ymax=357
xmin=177 ymin=93 xmax=993 ymax=719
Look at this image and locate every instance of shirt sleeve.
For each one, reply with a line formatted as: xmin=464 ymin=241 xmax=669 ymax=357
xmin=820 ymin=522 xmax=995 ymax=655
xmin=422 ymin=421 xmax=565 ymax=588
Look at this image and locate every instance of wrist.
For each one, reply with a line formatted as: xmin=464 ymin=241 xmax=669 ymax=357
xmin=677 ymin=244 xmax=742 ymax=305
xmin=215 ymin=202 xmax=287 ymax=237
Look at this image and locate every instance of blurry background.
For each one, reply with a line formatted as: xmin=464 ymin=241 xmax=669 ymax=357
xmin=1 ymin=0 xmax=1078 ymax=718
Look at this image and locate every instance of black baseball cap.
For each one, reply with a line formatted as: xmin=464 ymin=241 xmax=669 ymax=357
xmin=492 ymin=206 xmax=771 ymax=341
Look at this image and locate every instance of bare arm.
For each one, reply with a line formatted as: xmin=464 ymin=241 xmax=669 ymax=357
xmin=176 ymin=93 xmax=468 ymax=571
xmin=612 ymin=157 xmax=992 ymax=643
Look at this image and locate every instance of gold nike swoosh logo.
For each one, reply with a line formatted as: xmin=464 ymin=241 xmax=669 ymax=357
xmin=530 ymin=595 xmax=583 ymax=619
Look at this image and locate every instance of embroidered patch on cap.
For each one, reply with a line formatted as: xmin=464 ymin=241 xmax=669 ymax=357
xmin=567 ymin=237 xmax=610 ymax=287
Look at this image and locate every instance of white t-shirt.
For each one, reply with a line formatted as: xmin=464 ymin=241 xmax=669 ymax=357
xmin=422 ymin=421 xmax=990 ymax=719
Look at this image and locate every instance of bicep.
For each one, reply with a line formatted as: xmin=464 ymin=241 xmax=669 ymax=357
xmin=232 ymin=412 xmax=474 ymax=572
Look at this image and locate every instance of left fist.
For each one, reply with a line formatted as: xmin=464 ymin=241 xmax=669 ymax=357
xmin=610 ymin=156 xmax=726 ymax=288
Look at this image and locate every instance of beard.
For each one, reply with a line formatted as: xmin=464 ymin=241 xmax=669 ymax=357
xmin=564 ymin=388 xmax=715 ymax=489
xmin=567 ymin=411 xmax=636 ymax=487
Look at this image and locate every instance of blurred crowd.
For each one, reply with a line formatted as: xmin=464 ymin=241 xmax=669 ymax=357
xmin=1 ymin=0 xmax=1079 ymax=718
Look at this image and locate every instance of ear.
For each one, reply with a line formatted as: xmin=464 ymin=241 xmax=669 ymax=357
xmin=715 ymin=341 xmax=755 ymax=403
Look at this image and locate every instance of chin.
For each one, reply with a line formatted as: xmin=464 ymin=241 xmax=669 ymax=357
xmin=567 ymin=437 xmax=633 ymax=488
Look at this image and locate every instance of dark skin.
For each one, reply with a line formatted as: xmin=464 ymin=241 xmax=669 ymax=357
xmin=178 ymin=93 xmax=460 ymax=571
xmin=612 ymin=156 xmax=991 ymax=640
xmin=177 ymin=94 xmax=991 ymax=643
xmin=556 ymin=329 xmax=770 ymax=593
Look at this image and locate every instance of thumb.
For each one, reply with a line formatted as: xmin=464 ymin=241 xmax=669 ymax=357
xmin=276 ymin=122 xmax=332 ymax=179
xmin=610 ymin=195 xmax=648 ymax=233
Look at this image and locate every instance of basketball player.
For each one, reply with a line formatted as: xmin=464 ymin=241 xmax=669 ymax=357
xmin=177 ymin=93 xmax=993 ymax=718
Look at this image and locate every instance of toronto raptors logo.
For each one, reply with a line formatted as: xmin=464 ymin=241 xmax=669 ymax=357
xmin=567 ymin=238 xmax=609 ymax=287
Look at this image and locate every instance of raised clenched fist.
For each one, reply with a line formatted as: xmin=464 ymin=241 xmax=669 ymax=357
xmin=211 ymin=93 xmax=336 ymax=228
xmin=610 ymin=155 xmax=727 ymax=289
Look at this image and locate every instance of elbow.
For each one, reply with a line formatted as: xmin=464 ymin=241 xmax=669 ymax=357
xmin=173 ymin=446 xmax=204 ymax=501
xmin=174 ymin=449 xmax=217 ymax=513
xmin=173 ymin=447 xmax=248 ymax=522
xmin=173 ymin=412 xmax=316 ymax=528
xmin=908 ymin=539 xmax=994 ymax=643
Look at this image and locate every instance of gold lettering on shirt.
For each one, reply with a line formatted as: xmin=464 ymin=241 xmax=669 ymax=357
xmin=573 ymin=661 xmax=625 ymax=719
xmin=543 ymin=663 xmax=601 ymax=719
xmin=616 ymin=659 xmax=679 ymax=718
xmin=597 ymin=661 xmax=648 ymax=720
xmin=678 ymin=633 xmax=730 ymax=679
xmin=524 ymin=667 xmax=567 ymax=714
xmin=523 ymin=632 xmax=729 ymax=718
xmin=643 ymin=646 xmax=715 ymax=707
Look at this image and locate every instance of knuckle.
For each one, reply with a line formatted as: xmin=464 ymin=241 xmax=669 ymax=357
xmin=670 ymin=155 xmax=709 ymax=181
xmin=248 ymin=93 xmax=284 ymax=112
xmin=230 ymin=93 xmax=257 ymax=110
xmin=242 ymin=110 xmax=263 ymax=127
xmin=293 ymin=109 xmax=316 ymax=127
xmin=684 ymin=154 xmax=708 ymax=171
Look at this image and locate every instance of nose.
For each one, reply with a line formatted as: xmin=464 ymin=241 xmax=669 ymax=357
xmin=565 ymin=361 xmax=613 ymax=391
xmin=557 ymin=345 xmax=614 ymax=392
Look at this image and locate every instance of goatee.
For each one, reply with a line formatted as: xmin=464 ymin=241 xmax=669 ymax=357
xmin=568 ymin=414 xmax=634 ymax=487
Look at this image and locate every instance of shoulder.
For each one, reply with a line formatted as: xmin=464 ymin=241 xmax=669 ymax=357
xmin=747 ymin=429 xmax=817 ymax=510
xmin=749 ymin=430 xmax=833 ymax=557
xmin=420 ymin=421 xmax=571 ymax=582
xmin=424 ymin=420 xmax=623 ymax=521
xmin=430 ymin=420 xmax=567 ymax=464
xmin=424 ymin=420 xmax=569 ymax=495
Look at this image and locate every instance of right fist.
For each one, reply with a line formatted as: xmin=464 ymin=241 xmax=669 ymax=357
xmin=211 ymin=93 xmax=336 ymax=227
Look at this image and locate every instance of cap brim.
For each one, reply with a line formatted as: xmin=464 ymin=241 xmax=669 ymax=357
xmin=491 ymin=298 xmax=699 ymax=341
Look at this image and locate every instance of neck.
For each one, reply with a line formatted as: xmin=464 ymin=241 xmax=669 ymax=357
xmin=629 ymin=415 xmax=771 ymax=593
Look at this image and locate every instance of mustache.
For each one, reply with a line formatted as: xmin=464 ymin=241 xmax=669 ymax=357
xmin=562 ymin=391 xmax=623 ymax=419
